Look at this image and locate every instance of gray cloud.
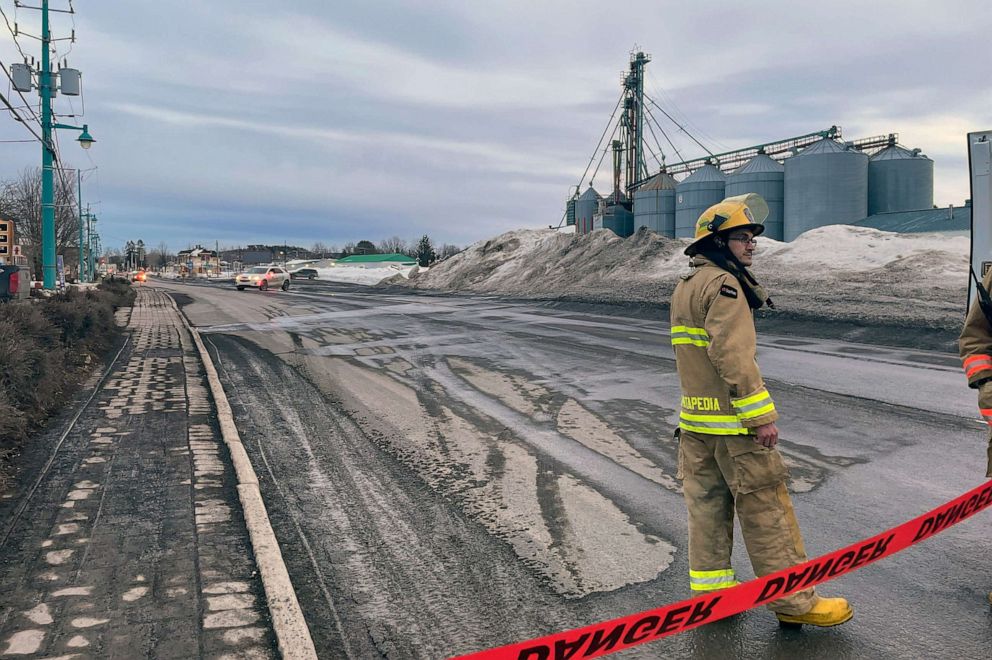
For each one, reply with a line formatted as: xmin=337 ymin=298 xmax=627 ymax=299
xmin=1 ymin=0 xmax=988 ymax=252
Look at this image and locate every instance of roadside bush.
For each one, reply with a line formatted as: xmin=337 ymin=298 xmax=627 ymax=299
xmin=0 ymin=281 xmax=134 ymax=490
xmin=98 ymin=277 xmax=136 ymax=308
xmin=42 ymin=290 xmax=117 ymax=362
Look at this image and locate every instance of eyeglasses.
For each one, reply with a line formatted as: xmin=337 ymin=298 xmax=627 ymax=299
xmin=727 ymin=236 xmax=758 ymax=246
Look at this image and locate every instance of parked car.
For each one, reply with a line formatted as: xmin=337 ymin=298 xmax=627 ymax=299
xmin=235 ymin=266 xmax=290 ymax=291
xmin=289 ymin=267 xmax=318 ymax=280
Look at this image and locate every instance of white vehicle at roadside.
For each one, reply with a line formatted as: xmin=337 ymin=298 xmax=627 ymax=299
xmin=235 ymin=266 xmax=290 ymax=291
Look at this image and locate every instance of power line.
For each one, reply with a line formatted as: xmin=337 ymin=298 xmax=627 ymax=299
xmin=645 ymin=71 xmax=730 ymax=152
xmin=575 ymin=90 xmax=625 ymax=194
xmin=0 ymin=87 xmax=43 ymax=142
xmin=642 ymin=112 xmax=667 ymax=168
xmin=643 ymin=100 xmax=685 ymax=166
xmin=590 ymin=116 xmax=622 ymax=186
xmin=0 ymin=3 xmax=28 ymax=61
xmin=644 ymin=93 xmax=714 ymax=160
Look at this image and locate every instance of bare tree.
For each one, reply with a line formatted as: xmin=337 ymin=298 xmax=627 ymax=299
xmin=438 ymin=243 xmax=462 ymax=260
xmin=378 ymin=236 xmax=407 ymax=255
xmin=0 ymin=167 xmax=80 ymax=275
xmin=341 ymin=241 xmax=356 ymax=255
xmin=148 ymin=241 xmax=172 ymax=268
xmin=311 ymin=241 xmax=329 ymax=258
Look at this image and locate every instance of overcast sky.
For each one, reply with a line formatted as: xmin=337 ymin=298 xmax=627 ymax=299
xmin=1 ymin=0 xmax=989 ymax=253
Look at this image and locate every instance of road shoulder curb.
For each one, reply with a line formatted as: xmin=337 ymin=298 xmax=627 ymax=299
xmin=167 ymin=294 xmax=318 ymax=660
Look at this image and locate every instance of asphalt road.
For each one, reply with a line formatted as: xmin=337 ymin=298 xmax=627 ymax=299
xmin=152 ymin=277 xmax=991 ymax=659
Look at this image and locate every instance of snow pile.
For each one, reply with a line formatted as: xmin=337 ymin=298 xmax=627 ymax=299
xmin=316 ymin=264 xmax=419 ymax=286
xmin=400 ymin=225 xmax=970 ymax=331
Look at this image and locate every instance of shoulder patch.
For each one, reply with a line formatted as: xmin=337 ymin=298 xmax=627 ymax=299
xmin=719 ymin=284 xmax=738 ymax=299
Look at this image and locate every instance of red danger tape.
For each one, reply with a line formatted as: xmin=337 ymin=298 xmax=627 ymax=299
xmin=453 ymin=480 xmax=992 ymax=660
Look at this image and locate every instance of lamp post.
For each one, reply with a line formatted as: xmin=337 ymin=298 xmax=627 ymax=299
xmin=41 ymin=119 xmax=94 ymax=289
xmin=38 ymin=0 xmax=95 ymax=289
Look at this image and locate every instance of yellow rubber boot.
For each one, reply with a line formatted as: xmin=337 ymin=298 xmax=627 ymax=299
xmin=776 ymin=596 xmax=853 ymax=628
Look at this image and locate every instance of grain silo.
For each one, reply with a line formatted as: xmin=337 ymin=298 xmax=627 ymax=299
xmin=725 ymin=152 xmax=784 ymax=241
xmin=675 ymin=163 xmax=726 ymax=238
xmin=868 ymin=141 xmax=934 ymax=215
xmin=783 ymin=138 xmax=868 ymax=241
xmin=633 ymin=172 xmax=677 ymax=236
xmin=597 ymin=203 xmax=634 ymax=238
xmin=566 ymin=194 xmax=577 ymax=227
xmin=575 ymin=186 xmax=602 ymax=235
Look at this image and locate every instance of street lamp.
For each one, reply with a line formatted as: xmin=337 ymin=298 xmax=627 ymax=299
xmin=42 ymin=122 xmax=96 ymax=289
xmin=76 ymin=125 xmax=95 ymax=149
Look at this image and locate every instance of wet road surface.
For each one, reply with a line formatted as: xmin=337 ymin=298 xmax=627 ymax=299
xmin=154 ymin=277 xmax=991 ymax=659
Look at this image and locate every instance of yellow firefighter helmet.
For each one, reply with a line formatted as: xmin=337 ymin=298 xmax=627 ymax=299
xmin=685 ymin=193 xmax=770 ymax=255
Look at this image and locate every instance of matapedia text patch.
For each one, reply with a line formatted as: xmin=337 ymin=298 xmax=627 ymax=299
xmin=719 ymin=284 xmax=738 ymax=299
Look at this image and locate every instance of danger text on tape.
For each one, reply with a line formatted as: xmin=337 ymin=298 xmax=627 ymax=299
xmin=453 ymin=480 xmax=992 ymax=660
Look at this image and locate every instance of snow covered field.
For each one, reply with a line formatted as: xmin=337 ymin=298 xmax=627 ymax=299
xmin=316 ymin=264 xmax=418 ymax=286
xmin=402 ymin=226 xmax=970 ymax=337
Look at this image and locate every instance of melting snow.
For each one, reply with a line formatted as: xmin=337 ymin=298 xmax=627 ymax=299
xmin=401 ymin=225 xmax=970 ymax=331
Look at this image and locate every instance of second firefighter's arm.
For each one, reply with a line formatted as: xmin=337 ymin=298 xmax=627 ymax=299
xmin=959 ymin=271 xmax=992 ymax=424
xmin=702 ymin=274 xmax=778 ymax=428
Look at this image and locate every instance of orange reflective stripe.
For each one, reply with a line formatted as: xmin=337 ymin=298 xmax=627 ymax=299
xmin=963 ymin=354 xmax=992 ymax=367
xmin=980 ymin=409 xmax=992 ymax=426
xmin=966 ymin=362 xmax=992 ymax=378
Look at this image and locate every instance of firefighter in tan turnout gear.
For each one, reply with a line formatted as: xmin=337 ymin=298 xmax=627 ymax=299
xmin=957 ymin=266 xmax=992 ymax=605
xmin=670 ymin=193 xmax=853 ymax=627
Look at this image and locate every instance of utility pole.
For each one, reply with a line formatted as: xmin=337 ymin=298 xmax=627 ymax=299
xmin=40 ymin=0 xmax=55 ymax=288
xmin=77 ymin=168 xmax=83 ymax=282
xmin=13 ymin=0 xmax=94 ymax=289
xmin=87 ymin=211 xmax=98 ymax=278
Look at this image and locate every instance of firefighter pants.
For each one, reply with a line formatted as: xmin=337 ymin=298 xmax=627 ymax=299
xmin=987 ymin=430 xmax=992 ymax=478
xmin=677 ymin=429 xmax=816 ymax=615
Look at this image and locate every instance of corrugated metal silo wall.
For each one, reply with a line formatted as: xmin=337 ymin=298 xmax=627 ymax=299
xmin=783 ymin=149 xmax=868 ymax=241
xmin=868 ymin=157 xmax=934 ymax=215
xmin=602 ymin=205 xmax=634 ymax=238
xmin=633 ymin=189 xmax=676 ymax=237
xmin=675 ymin=181 xmax=726 ymax=238
xmin=726 ymin=171 xmax=785 ymax=241
xmin=575 ymin=195 xmax=599 ymax=235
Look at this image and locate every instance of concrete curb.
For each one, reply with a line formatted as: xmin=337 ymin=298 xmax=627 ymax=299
xmin=167 ymin=294 xmax=318 ymax=660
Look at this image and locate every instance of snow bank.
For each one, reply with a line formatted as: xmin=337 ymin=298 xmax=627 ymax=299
xmin=316 ymin=264 xmax=419 ymax=286
xmin=400 ymin=225 xmax=970 ymax=331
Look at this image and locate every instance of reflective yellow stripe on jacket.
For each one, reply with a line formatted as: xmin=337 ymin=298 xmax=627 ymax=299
xmin=732 ymin=389 xmax=776 ymax=421
xmin=671 ymin=325 xmax=710 ymax=347
xmin=689 ymin=568 xmax=739 ymax=591
xmin=678 ymin=411 xmax=749 ymax=436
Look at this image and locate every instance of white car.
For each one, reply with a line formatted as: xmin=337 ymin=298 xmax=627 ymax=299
xmin=236 ymin=266 xmax=290 ymax=291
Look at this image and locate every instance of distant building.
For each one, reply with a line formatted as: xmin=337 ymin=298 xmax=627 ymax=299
xmin=220 ymin=246 xmax=274 ymax=266
xmin=177 ymin=245 xmax=220 ymax=274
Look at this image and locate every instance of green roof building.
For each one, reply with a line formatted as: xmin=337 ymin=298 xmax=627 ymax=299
xmin=336 ymin=253 xmax=418 ymax=267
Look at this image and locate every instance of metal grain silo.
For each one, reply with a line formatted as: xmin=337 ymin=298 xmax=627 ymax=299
xmin=599 ymin=203 xmax=634 ymax=237
xmin=575 ymin=186 xmax=601 ymax=235
xmin=633 ymin=172 xmax=677 ymax=237
xmin=868 ymin=142 xmax=934 ymax=214
xmin=566 ymin=194 xmax=577 ymax=226
xmin=726 ymin=153 xmax=784 ymax=241
xmin=675 ymin=164 xmax=726 ymax=238
xmin=783 ymin=138 xmax=868 ymax=241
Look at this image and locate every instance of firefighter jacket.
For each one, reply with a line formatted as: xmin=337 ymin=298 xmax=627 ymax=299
xmin=670 ymin=256 xmax=778 ymax=435
xmin=959 ymin=267 xmax=992 ymax=423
